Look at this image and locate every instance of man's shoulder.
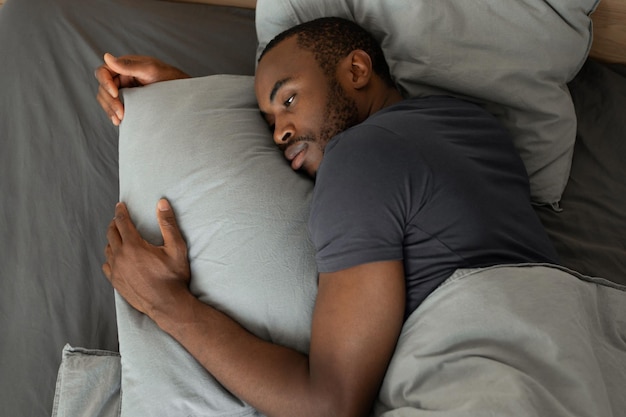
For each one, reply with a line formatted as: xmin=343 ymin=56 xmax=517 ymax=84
xmin=381 ymin=95 xmax=490 ymax=117
xmin=365 ymin=95 xmax=512 ymax=146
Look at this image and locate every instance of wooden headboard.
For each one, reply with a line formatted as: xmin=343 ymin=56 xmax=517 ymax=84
xmin=590 ymin=0 xmax=626 ymax=63
xmin=170 ymin=0 xmax=256 ymax=9
xmin=171 ymin=0 xmax=626 ymax=64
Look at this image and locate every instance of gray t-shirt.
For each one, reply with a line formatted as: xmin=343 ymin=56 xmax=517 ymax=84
xmin=309 ymin=96 xmax=559 ymax=317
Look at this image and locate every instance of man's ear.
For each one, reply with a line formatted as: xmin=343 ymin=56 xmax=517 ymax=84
xmin=345 ymin=49 xmax=373 ymax=90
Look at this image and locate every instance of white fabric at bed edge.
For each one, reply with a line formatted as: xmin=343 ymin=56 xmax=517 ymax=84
xmin=51 ymin=345 xmax=121 ymax=417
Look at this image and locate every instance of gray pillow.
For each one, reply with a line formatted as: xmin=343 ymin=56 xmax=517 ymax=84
xmin=116 ymin=74 xmax=317 ymax=416
xmin=255 ymin=0 xmax=598 ymax=207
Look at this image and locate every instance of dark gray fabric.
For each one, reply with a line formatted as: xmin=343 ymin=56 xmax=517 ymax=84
xmin=310 ymin=97 xmax=558 ymax=317
xmin=536 ymin=59 xmax=626 ymax=284
xmin=0 ymin=0 xmax=256 ymax=416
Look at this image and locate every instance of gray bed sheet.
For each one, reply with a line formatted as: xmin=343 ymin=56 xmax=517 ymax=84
xmin=535 ymin=59 xmax=626 ymax=284
xmin=1 ymin=0 xmax=625 ymax=416
xmin=0 ymin=0 xmax=256 ymax=416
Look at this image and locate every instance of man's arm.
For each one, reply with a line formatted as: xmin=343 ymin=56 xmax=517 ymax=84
xmin=103 ymin=200 xmax=405 ymax=417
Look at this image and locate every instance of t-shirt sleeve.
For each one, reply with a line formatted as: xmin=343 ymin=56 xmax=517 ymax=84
xmin=308 ymin=126 xmax=429 ymax=273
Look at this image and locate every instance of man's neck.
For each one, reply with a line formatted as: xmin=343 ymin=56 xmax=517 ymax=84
xmin=366 ymin=87 xmax=404 ymax=120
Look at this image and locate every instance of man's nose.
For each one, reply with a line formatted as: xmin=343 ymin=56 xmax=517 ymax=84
xmin=273 ymin=120 xmax=295 ymax=146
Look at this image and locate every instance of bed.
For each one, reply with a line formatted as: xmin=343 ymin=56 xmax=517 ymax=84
xmin=0 ymin=0 xmax=625 ymax=416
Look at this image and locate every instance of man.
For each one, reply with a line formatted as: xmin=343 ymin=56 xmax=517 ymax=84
xmin=98 ymin=17 xmax=558 ymax=417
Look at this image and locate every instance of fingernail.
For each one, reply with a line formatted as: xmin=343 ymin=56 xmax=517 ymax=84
xmin=113 ymin=203 xmax=122 ymax=220
xmin=158 ymin=199 xmax=170 ymax=211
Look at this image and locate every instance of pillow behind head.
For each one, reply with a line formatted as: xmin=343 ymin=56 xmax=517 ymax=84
xmin=255 ymin=0 xmax=598 ymax=207
xmin=116 ymin=74 xmax=317 ymax=416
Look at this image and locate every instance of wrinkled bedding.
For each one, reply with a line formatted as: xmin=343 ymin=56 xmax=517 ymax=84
xmin=1 ymin=0 xmax=626 ymax=416
xmin=51 ymin=265 xmax=626 ymax=417
xmin=374 ymin=265 xmax=626 ymax=417
xmin=51 ymin=345 xmax=121 ymax=417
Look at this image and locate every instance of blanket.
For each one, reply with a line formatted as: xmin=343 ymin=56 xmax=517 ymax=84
xmin=374 ymin=264 xmax=626 ymax=416
xmin=52 ymin=264 xmax=626 ymax=417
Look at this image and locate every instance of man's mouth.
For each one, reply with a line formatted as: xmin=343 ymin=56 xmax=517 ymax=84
xmin=284 ymin=142 xmax=308 ymax=171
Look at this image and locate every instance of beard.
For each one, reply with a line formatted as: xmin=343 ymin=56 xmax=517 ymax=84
xmin=278 ymin=78 xmax=360 ymax=172
xmin=318 ymin=77 xmax=361 ymax=145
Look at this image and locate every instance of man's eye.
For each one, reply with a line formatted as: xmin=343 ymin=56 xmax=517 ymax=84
xmin=284 ymin=95 xmax=295 ymax=107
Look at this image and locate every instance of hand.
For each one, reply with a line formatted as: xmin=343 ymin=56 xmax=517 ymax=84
xmin=102 ymin=199 xmax=191 ymax=318
xmin=95 ymin=53 xmax=191 ymax=126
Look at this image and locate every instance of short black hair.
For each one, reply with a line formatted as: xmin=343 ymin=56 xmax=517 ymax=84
xmin=259 ymin=17 xmax=395 ymax=88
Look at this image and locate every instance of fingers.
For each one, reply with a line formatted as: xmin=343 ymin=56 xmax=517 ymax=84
xmin=103 ymin=53 xmax=160 ymax=86
xmin=103 ymin=206 xmax=124 ymax=282
xmin=102 ymin=223 xmax=117 ymax=282
xmin=106 ymin=217 xmax=122 ymax=248
xmin=104 ymin=53 xmax=191 ymax=86
xmin=101 ymin=261 xmax=112 ymax=281
xmin=103 ymin=53 xmax=147 ymax=78
xmin=95 ymin=53 xmax=148 ymax=126
xmin=156 ymin=199 xmax=187 ymax=253
xmin=103 ymin=202 xmax=139 ymax=278
xmin=102 ymin=52 xmax=120 ymax=73
xmin=95 ymin=53 xmax=191 ymax=126
xmin=113 ymin=202 xmax=140 ymax=243
xmin=95 ymin=57 xmax=124 ymax=125
xmin=96 ymin=84 xmax=124 ymax=126
xmin=94 ymin=65 xmax=120 ymax=99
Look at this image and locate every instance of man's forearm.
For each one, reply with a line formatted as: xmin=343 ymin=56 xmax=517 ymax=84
xmin=151 ymin=291 xmax=329 ymax=417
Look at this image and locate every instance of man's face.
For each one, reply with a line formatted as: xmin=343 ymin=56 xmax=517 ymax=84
xmin=255 ymin=36 xmax=360 ymax=178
